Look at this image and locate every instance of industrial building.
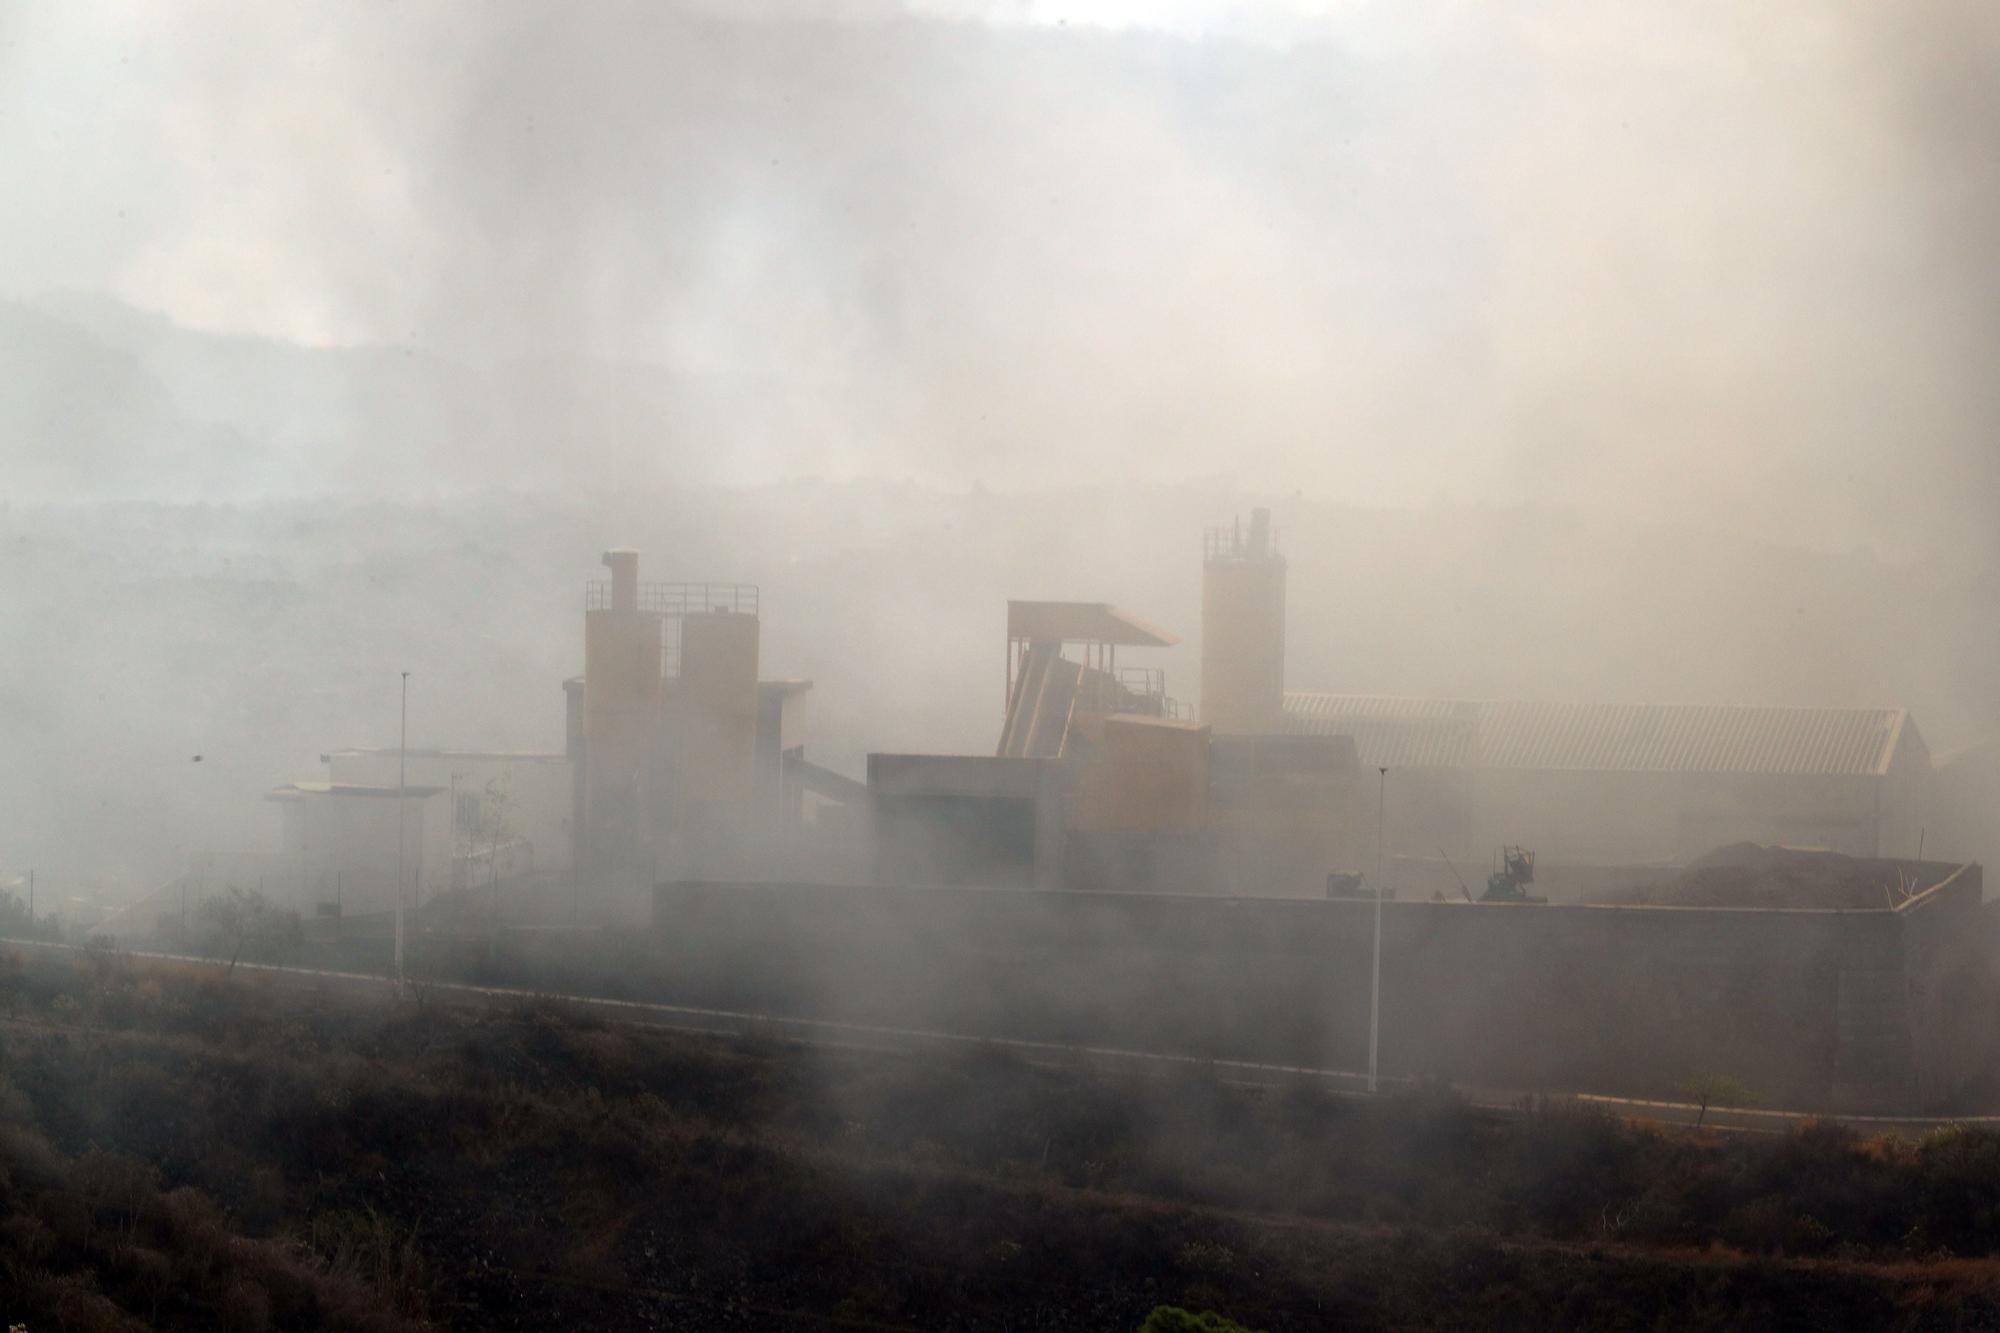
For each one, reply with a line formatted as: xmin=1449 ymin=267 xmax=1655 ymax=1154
xmin=97 ymin=777 xmax=451 ymax=939
xmin=1200 ymin=507 xmax=1287 ymax=735
xmin=844 ymin=505 xmax=1947 ymax=901
xmin=1189 ymin=507 xmax=1934 ymax=888
xmin=132 ymin=516 xmax=1960 ymax=927
xmin=324 ymin=747 xmax=573 ymax=889
xmin=105 ymin=546 xmax=809 ymax=936
xmin=1281 ymin=695 xmax=1931 ymax=876
xmin=264 ymin=778 xmax=449 ymax=921
xmin=869 ymin=598 xmax=1196 ymax=889
xmin=1932 ymin=736 xmax=2000 ymax=875
xmin=87 ymin=514 xmax=1991 ymax=1114
xmin=180 ymin=745 xmax=570 ymax=932
xmin=242 ymin=748 xmax=569 ymax=929
xmin=860 ymin=511 xmax=1367 ymax=895
xmin=566 ymin=547 xmax=811 ymax=918
xmin=633 ymin=507 xmax=1990 ymax=1113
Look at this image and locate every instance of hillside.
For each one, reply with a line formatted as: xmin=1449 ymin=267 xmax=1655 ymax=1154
xmin=11 ymin=944 xmax=2000 ymax=1328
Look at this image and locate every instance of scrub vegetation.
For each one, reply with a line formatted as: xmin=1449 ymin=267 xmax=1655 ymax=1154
xmin=7 ymin=943 xmax=2000 ymax=1331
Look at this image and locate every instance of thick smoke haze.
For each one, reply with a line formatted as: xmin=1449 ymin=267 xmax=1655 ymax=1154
xmin=2 ymin=1 xmax=1998 ymax=894
xmin=3 ymin=2 xmax=1997 ymax=544
xmin=5 ymin=486 xmax=1996 ymax=894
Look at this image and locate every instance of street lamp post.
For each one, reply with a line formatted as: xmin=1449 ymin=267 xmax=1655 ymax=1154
xmin=395 ymin=671 xmax=409 ymax=990
xmin=1369 ymin=766 xmax=1387 ymax=1094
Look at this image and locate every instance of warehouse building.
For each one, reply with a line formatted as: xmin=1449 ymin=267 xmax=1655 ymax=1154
xmin=324 ymin=747 xmax=572 ymax=887
xmin=1277 ymin=695 xmax=1930 ymax=869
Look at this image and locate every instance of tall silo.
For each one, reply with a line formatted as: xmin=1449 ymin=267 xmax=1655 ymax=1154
xmin=581 ymin=547 xmax=663 ymax=898
xmin=1200 ymin=508 xmax=1286 ymax=735
xmin=676 ymin=608 xmax=761 ymax=807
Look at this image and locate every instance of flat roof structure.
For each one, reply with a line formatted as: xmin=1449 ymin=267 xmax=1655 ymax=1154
xmin=1005 ymin=601 xmax=1179 ymax=647
xmin=324 ymin=748 xmax=567 ymax=764
xmin=265 ymin=782 xmax=448 ymax=801
xmin=1281 ymin=696 xmax=1917 ymax=776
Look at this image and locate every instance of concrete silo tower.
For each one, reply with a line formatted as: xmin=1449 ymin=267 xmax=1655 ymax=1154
xmin=1200 ymin=508 xmax=1286 ymax=735
xmin=580 ymin=548 xmax=665 ymax=898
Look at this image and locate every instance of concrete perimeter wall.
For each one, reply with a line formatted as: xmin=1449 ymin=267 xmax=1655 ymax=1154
xmin=651 ymin=863 xmax=1986 ymax=1113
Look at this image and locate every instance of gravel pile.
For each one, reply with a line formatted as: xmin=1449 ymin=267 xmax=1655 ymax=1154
xmin=1589 ymin=842 xmax=1929 ymax=910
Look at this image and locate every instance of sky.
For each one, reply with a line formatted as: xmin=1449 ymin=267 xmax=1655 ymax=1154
xmin=0 ymin=0 xmax=1996 ymax=549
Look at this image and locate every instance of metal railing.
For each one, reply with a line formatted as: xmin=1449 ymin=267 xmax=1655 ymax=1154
xmin=584 ymin=580 xmax=759 ymax=617
xmin=1203 ymin=521 xmax=1279 ymax=561
xmin=1118 ymin=666 xmax=1166 ymax=702
xmin=1075 ymin=666 xmax=1183 ymax=719
xmin=585 ymin=580 xmax=760 ymax=680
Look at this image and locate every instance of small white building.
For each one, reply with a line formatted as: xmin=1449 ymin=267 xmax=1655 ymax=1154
xmin=265 ymin=780 xmax=449 ymax=921
xmin=323 ymin=748 xmax=573 ymax=881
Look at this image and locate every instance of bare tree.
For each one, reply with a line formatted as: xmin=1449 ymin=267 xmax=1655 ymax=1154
xmin=195 ymin=887 xmax=303 ymax=972
xmin=1680 ymin=1071 xmax=1759 ymax=1128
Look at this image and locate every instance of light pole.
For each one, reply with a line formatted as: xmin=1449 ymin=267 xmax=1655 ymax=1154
xmin=395 ymin=670 xmax=409 ymax=990
xmin=1369 ymin=766 xmax=1387 ymax=1094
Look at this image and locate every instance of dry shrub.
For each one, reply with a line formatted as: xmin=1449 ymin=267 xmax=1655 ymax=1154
xmin=160 ymin=1184 xmax=231 ymax=1277
xmin=190 ymin=1143 xmax=259 ymax=1210
xmin=0 ymin=950 xmax=24 ymax=1014
xmin=25 ymin=1270 xmax=149 ymax=1333
xmin=216 ymin=1274 xmax=274 ymax=1332
xmin=830 ymin=1278 xmax=897 ymax=1323
xmin=2 ymin=1211 xmax=56 ymax=1263
xmin=38 ymin=1188 xmax=96 ymax=1249
xmin=308 ymin=1208 xmax=431 ymax=1320
xmin=72 ymin=1148 xmax=161 ymax=1233
xmin=1721 ymin=1196 xmax=1837 ymax=1255
xmin=0 ymin=1120 xmax=66 ymax=1188
xmin=1176 ymin=1239 xmax=1236 ymax=1275
xmin=240 ymin=1164 xmax=287 ymax=1234
xmin=557 ymin=1191 xmax=637 ymax=1286
xmin=108 ymin=1241 xmax=174 ymax=1298
xmin=0 ymin=1070 xmax=34 ymax=1122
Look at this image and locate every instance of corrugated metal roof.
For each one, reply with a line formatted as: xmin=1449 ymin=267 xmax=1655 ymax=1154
xmin=1303 ymin=716 xmax=1477 ymax=770
xmin=1286 ymin=694 xmax=1467 ymax=722
xmin=1280 ymin=694 xmax=1912 ymax=776
xmin=328 ymin=748 xmax=568 ymax=763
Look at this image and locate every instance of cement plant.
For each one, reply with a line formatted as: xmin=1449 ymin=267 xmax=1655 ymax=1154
xmin=79 ymin=513 xmax=1993 ymax=1124
xmin=7 ymin=2 xmax=2000 ymax=1330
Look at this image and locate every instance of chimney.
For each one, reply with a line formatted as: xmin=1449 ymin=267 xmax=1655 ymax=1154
xmin=601 ymin=547 xmax=640 ymax=612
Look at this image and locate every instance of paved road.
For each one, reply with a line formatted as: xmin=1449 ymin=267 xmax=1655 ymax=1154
xmin=10 ymin=937 xmax=1993 ymax=1136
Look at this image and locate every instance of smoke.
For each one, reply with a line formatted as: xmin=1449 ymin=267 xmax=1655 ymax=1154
xmin=0 ymin=1 xmax=1993 ymax=554
xmin=1863 ymin=2 xmax=2000 ymax=550
xmin=3 ymin=1 xmax=2000 ymax=890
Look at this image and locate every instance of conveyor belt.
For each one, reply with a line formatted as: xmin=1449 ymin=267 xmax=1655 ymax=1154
xmin=996 ymin=641 xmax=1081 ymax=758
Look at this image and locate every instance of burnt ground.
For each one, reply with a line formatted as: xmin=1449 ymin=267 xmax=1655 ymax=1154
xmin=8 ymin=945 xmax=2000 ymax=1330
